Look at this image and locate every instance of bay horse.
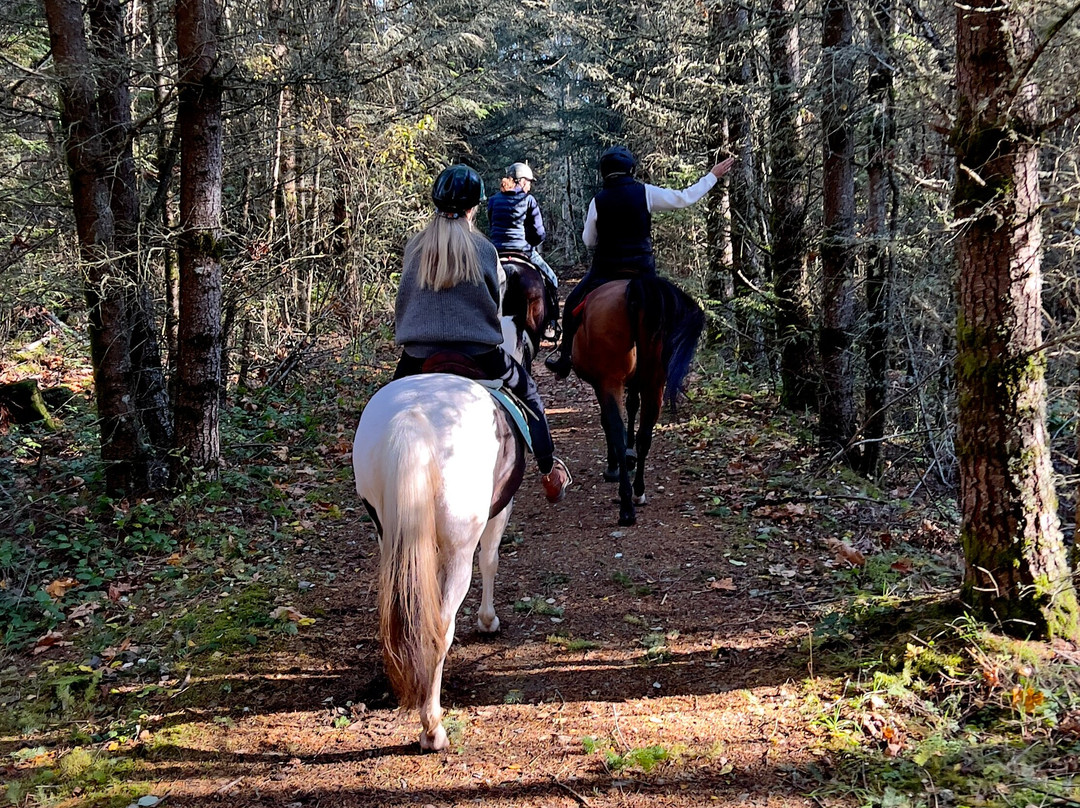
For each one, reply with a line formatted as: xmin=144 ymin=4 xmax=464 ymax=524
xmin=499 ymin=253 xmax=558 ymax=374
xmin=352 ymin=267 xmax=535 ymax=751
xmin=571 ymin=275 xmax=704 ymax=526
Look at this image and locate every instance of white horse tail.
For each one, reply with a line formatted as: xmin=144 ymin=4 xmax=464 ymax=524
xmin=377 ymin=409 xmax=446 ymax=711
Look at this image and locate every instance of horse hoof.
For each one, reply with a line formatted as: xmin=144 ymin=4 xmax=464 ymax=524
xmin=603 ymin=467 xmax=620 ymax=482
xmin=632 ymin=493 xmax=646 ymax=506
xmin=477 ymin=614 xmax=500 ymax=634
xmin=618 ymin=513 xmax=636 ymax=527
xmin=420 ymin=725 xmax=449 ymax=752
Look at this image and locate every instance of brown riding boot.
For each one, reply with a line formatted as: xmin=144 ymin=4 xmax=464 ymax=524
xmin=541 ymin=458 xmax=572 ymax=503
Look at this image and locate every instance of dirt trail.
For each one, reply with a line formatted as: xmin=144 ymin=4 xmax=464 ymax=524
xmin=141 ymin=359 xmax=826 ymax=807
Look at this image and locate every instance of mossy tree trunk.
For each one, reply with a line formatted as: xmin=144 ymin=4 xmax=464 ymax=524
xmin=953 ymin=0 xmax=1079 ymax=640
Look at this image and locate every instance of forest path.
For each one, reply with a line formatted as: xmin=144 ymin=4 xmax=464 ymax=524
xmin=141 ymin=348 xmax=832 ymax=808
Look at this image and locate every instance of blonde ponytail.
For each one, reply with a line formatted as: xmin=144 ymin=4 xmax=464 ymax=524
xmin=411 ymin=213 xmax=484 ymax=290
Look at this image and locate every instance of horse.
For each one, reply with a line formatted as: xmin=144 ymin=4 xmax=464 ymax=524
xmin=571 ymin=275 xmax=704 ymax=527
xmin=352 ymin=270 xmax=532 ymax=752
xmin=499 ymin=253 xmax=558 ymax=373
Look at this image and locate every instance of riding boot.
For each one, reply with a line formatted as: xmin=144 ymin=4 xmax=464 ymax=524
xmin=544 ymin=315 xmax=576 ymax=378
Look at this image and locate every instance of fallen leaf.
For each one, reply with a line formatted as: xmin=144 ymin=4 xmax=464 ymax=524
xmin=45 ymin=577 xmax=79 ymax=600
xmin=66 ymin=601 xmax=101 ymax=621
xmin=824 ymin=537 xmax=865 ymax=567
xmin=709 ymin=578 xmax=737 ymax=592
xmin=890 ymin=558 xmax=914 ymax=574
xmin=32 ymin=631 xmax=72 ymax=654
xmin=270 ymin=606 xmax=309 ymax=623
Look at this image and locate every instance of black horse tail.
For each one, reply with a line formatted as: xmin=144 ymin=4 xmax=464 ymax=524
xmin=627 ymin=275 xmax=704 ymax=406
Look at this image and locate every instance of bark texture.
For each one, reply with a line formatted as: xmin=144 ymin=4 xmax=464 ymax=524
xmin=44 ymin=0 xmax=145 ymax=495
xmin=819 ymin=0 xmax=858 ymax=462
xmin=767 ymin=0 xmax=817 ymax=411
xmin=175 ymin=0 xmax=224 ymax=475
xmin=953 ymin=0 xmax=1078 ymax=638
xmin=860 ymin=0 xmax=896 ymax=479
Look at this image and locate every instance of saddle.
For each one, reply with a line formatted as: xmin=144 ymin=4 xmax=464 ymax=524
xmin=418 ymin=351 xmax=533 ymax=453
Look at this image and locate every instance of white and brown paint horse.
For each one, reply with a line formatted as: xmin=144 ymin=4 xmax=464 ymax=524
xmin=351 ymin=265 xmax=550 ymax=751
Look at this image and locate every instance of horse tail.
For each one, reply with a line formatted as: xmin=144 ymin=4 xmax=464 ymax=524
xmin=377 ymin=409 xmax=446 ymax=710
xmin=627 ymin=275 xmax=704 ymax=405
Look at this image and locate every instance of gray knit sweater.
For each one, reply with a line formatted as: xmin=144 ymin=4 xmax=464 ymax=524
xmin=394 ymin=230 xmax=503 ymax=357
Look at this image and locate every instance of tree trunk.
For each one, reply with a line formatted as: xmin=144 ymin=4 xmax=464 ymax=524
xmin=722 ymin=3 xmax=765 ymax=371
xmin=859 ymin=0 xmax=896 ymax=479
xmin=819 ymin=0 xmax=858 ymax=464
xmin=43 ymin=0 xmax=147 ymax=496
xmin=87 ymin=0 xmax=173 ymax=490
xmin=767 ymin=0 xmax=816 ymax=411
xmin=175 ymin=0 xmax=224 ymax=476
xmin=953 ymin=0 xmax=1079 ymax=639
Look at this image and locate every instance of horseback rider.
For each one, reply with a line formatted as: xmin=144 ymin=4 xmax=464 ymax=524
xmin=487 ymin=162 xmax=559 ymax=287
xmin=393 ymin=164 xmax=571 ymax=503
xmin=545 ymin=147 xmax=735 ymax=379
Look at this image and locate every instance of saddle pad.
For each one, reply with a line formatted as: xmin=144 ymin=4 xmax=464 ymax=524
xmin=475 ymin=379 xmax=534 ymax=453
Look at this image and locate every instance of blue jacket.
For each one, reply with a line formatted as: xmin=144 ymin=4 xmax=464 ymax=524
xmin=488 ymin=190 xmax=545 ymax=253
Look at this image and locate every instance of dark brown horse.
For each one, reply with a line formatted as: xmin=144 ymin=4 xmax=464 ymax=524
xmin=500 ymin=254 xmax=558 ymax=374
xmin=572 ymin=275 xmax=704 ymax=526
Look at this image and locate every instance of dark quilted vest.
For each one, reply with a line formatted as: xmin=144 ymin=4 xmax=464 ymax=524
xmin=592 ymin=176 xmax=654 ymax=276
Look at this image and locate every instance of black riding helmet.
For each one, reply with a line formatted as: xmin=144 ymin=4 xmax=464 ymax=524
xmin=432 ymin=164 xmax=485 ymax=214
xmin=599 ymin=146 xmax=637 ymax=178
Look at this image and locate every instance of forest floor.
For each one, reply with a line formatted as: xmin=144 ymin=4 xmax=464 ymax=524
xmin=2 ymin=305 xmax=1078 ymax=807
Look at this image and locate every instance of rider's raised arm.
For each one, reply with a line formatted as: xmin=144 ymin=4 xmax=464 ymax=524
xmin=645 ymin=172 xmax=718 ymax=213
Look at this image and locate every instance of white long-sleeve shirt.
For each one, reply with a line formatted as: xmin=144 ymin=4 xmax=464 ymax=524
xmin=581 ymin=171 xmax=719 ymax=249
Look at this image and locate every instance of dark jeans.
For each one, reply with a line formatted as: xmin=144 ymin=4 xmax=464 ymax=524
xmin=394 ymin=347 xmax=556 ymax=473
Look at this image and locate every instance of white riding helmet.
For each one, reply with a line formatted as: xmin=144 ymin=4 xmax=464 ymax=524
xmin=506 ymin=162 xmax=535 ymax=181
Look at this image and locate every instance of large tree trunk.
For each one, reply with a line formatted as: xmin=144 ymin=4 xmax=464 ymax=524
xmin=953 ymin=0 xmax=1079 ymax=639
xmin=44 ymin=0 xmax=148 ymax=496
xmin=87 ymin=0 xmax=173 ymax=490
xmin=819 ymin=0 xmax=858 ymax=463
xmin=175 ymin=0 xmax=224 ymax=476
xmin=859 ymin=0 xmax=896 ymax=479
xmin=767 ymin=0 xmax=816 ymax=411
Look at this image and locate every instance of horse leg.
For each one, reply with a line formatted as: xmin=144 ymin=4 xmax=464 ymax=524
xmin=625 ymin=383 xmax=640 ymax=473
xmin=632 ymin=385 xmax=664 ymax=506
xmin=477 ymin=505 xmax=512 ymax=633
xmin=596 ymin=388 xmax=636 ymax=526
xmin=596 ymin=387 xmax=623 ymax=482
xmin=418 ymin=532 xmax=478 ymax=752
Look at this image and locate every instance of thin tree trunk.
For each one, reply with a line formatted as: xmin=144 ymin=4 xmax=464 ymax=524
xmin=724 ymin=3 xmax=765 ymax=371
xmin=767 ymin=0 xmax=816 ymax=410
xmin=819 ymin=0 xmax=859 ymax=464
xmin=953 ymin=0 xmax=1079 ymax=639
xmin=860 ymin=0 xmax=896 ymax=479
xmin=149 ymin=0 xmax=180 ymax=391
xmin=44 ymin=0 xmax=147 ymax=496
xmin=175 ymin=0 xmax=223 ymax=476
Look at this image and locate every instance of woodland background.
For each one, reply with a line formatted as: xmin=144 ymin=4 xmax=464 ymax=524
xmin=3 ymin=0 xmax=1080 ymax=804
